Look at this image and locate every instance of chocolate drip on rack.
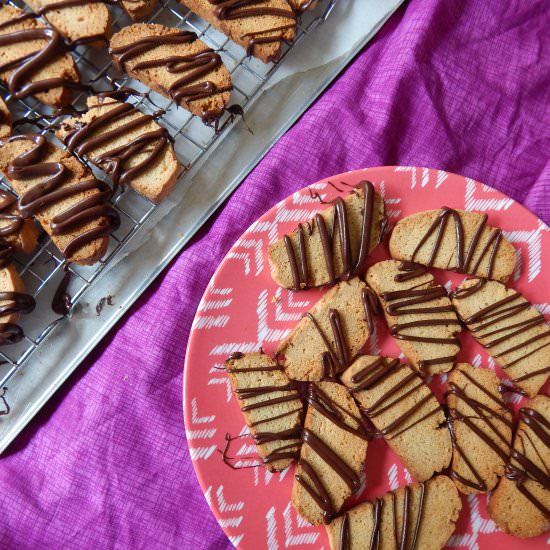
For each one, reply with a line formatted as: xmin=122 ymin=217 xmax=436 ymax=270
xmin=5 ymin=134 xmax=119 ymax=258
xmin=110 ymin=30 xmax=232 ymax=111
xmin=62 ymin=101 xmax=170 ymax=190
xmin=349 ymin=357 xmax=442 ymax=439
xmin=506 ymin=407 xmax=550 ymax=518
xmin=284 ymin=181 xmax=379 ymax=290
xmin=446 ymin=369 xmax=512 ymax=491
xmin=410 ymin=207 xmax=503 ymax=278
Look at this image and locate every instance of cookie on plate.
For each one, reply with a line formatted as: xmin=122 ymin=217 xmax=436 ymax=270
xmin=326 ymin=475 xmax=461 ymax=550
xmin=487 ymin=396 xmax=550 ymax=538
xmin=110 ymin=25 xmax=232 ymax=121
xmin=389 ymin=208 xmax=516 ymax=281
xmin=292 ymin=381 xmax=368 ymax=525
xmin=447 ymin=363 xmax=513 ymax=494
xmin=268 ymin=181 xmax=385 ymax=290
xmin=451 ymin=278 xmax=550 ymax=397
xmin=341 ymin=355 xmax=451 ymax=481
xmin=277 ymin=277 xmax=373 ymax=381
xmin=366 ymin=260 xmax=461 ymax=375
xmin=224 ymin=351 xmax=303 ymax=472
xmin=177 ymin=0 xmax=296 ymax=63
xmin=57 ymin=95 xmax=180 ymax=203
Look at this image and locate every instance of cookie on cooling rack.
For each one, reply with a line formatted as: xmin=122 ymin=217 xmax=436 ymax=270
xmin=0 ymin=134 xmax=118 ymax=265
xmin=326 ymin=475 xmax=462 ymax=550
xmin=0 ymin=264 xmax=33 ymax=326
xmin=447 ymin=363 xmax=512 ymax=494
xmin=177 ymin=0 xmax=296 ymax=63
xmin=268 ymin=181 xmax=385 ymax=290
xmin=24 ymin=0 xmax=111 ymax=47
xmin=0 ymin=189 xmax=40 ymax=256
xmin=277 ymin=277 xmax=373 ymax=381
xmin=0 ymin=4 xmax=80 ymax=107
xmin=389 ymin=208 xmax=516 ymax=282
xmin=291 ymin=381 xmax=368 ymax=525
xmin=224 ymin=351 xmax=303 ymax=472
xmin=57 ymin=95 xmax=180 ymax=203
xmin=366 ymin=260 xmax=461 ymax=375
xmin=0 ymin=98 xmax=11 ymax=139
xmin=487 ymin=395 xmax=550 ymax=538
xmin=122 ymin=0 xmax=159 ymax=21
xmin=341 ymin=355 xmax=452 ymax=481
xmin=109 ymin=24 xmax=232 ymax=121
xmin=451 ymin=278 xmax=550 ymax=398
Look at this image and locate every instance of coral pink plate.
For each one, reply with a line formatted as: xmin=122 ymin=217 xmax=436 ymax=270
xmin=184 ymin=167 xmax=550 ymax=550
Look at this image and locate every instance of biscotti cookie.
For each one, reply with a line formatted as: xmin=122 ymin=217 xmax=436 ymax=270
xmin=452 ymin=278 xmax=550 ymax=397
xmin=291 ymin=381 xmax=368 ymax=525
xmin=0 ymin=189 xmax=40 ymax=256
xmin=389 ymin=208 xmax=516 ymax=282
xmin=0 ymin=264 xmax=34 ymax=327
xmin=289 ymin=0 xmax=318 ymax=13
xmin=224 ymin=351 xmax=303 ymax=471
xmin=0 ymin=4 xmax=80 ymax=107
xmin=0 ymin=134 xmax=119 ymax=265
xmin=24 ymin=0 xmax=111 ymax=47
xmin=277 ymin=277 xmax=373 ymax=381
xmin=122 ymin=0 xmax=158 ymax=21
xmin=447 ymin=363 xmax=512 ymax=494
xmin=109 ymin=25 xmax=232 ymax=120
xmin=366 ymin=260 xmax=461 ymax=375
xmin=268 ymin=181 xmax=385 ymax=290
xmin=57 ymin=96 xmax=180 ymax=203
xmin=0 ymin=98 xmax=11 ymax=139
xmin=178 ymin=0 xmax=296 ymax=63
xmin=487 ymin=396 xmax=550 ymax=538
xmin=341 ymin=355 xmax=451 ymax=481
xmin=326 ymin=475 xmax=461 ymax=550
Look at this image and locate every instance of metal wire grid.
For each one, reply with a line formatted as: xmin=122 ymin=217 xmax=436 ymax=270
xmin=0 ymin=0 xmax=339 ymax=392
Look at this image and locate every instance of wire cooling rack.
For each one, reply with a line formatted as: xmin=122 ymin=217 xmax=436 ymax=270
xmin=0 ymin=0 xmax=339 ymax=393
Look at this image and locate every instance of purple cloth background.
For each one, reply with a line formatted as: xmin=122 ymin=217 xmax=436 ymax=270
xmin=1 ymin=0 xmax=549 ymax=548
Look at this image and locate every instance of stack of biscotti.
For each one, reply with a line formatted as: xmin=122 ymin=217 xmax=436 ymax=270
xmin=224 ymin=352 xmax=303 ymax=471
xmin=268 ymin=181 xmax=385 ymax=290
xmin=178 ymin=0 xmax=296 ymax=63
xmin=0 ymin=4 xmax=80 ymax=107
xmin=122 ymin=0 xmax=159 ymax=21
xmin=488 ymin=396 xmax=550 ymax=538
xmin=325 ymin=476 xmax=462 ymax=550
xmin=0 ymin=98 xmax=11 ymax=139
xmin=109 ymin=24 xmax=232 ymax=120
xmin=57 ymin=96 xmax=180 ymax=203
xmin=0 ymin=135 xmax=116 ymax=265
xmin=24 ymin=0 xmax=111 ymax=46
xmin=341 ymin=355 xmax=452 ymax=481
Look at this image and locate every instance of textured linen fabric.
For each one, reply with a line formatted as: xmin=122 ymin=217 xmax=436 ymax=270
xmin=1 ymin=0 xmax=549 ymax=548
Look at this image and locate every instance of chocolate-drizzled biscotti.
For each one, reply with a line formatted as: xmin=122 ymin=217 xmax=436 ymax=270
xmin=24 ymin=0 xmax=111 ymax=47
xmin=268 ymin=181 xmax=385 ymax=290
xmin=109 ymin=24 xmax=232 ymax=120
xmin=341 ymin=355 xmax=452 ymax=481
xmin=224 ymin=351 xmax=303 ymax=471
xmin=452 ymin=278 xmax=550 ymax=397
xmin=178 ymin=0 xmax=296 ymax=63
xmin=291 ymin=381 xmax=368 ymax=525
xmin=57 ymin=95 xmax=180 ymax=203
xmin=366 ymin=260 xmax=461 ymax=375
xmin=0 ymin=134 xmax=119 ymax=265
xmin=389 ymin=208 xmax=516 ymax=282
xmin=0 ymin=4 xmax=80 ymax=107
xmin=0 ymin=98 xmax=11 ymax=139
xmin=326 ymin=476 xmax=462 ymax=550
xmin=488 ymin=396 xmax=550 ymax=538
xmin=447 ymin=363 xmax=512 ymax=494
xmin=0 ymin=189 xmax=40 ymax=256
xmin=277 ymin=277 xmax=373 ymax=381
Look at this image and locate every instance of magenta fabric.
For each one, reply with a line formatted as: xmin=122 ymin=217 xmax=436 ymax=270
xmin=1 ymin=0 xmax=549 ymax=548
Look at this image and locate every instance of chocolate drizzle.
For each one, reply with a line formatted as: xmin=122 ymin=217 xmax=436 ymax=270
xmin=4 ymin=134 xmax=119 ymax=259
xmin=410 ymin=208 xmax=503 ymax=279
xmin=62 ymin=100 xmax=170 ymax=190
xmin=349 ymin=357 xmax=442 ymax=440
xmin=446 ymin=368 xmax=512 ymax=491
xmin=284 ymin=181 xmax=380 ymax=290
xmin=506 ymin=407 xmax=550 ymax=518
xmin=109 ymin=31 xmax=232 ymax=113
